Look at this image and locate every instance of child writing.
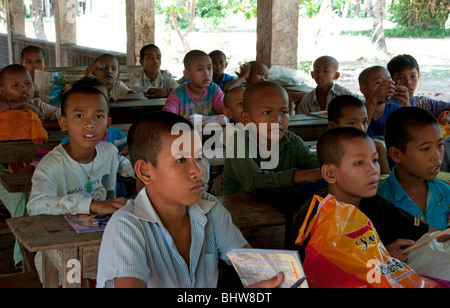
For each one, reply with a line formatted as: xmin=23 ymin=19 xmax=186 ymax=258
xmin=85 ymin=54 xmax=144 ymax=101
xmin=287 ymin=127 xmax=450 ymax=263
xmin=327 ymin=95 xmax=390 ymax=174
xmin=224 ymin=60 xmax=269 ymax=92
xmin=223 ymin=86 xmax=245 ymax=124
xmin=163 ymin=50 xmax=224 ymax=118
xmin=96 ymin=111 xmax=284 ymax=288
xmin=223 ymin=81 xmax=322 ymax=196
xmin=129 ymin=44 xmax=179 ymax=98
xmin=378 ymin=107 xmax=450 ymax=230
xmin=387 ymin=54 xmax=450 ymax=125
xmin=358 ymin=66 xmax=406 ymax=137
xmin=209 ymin=50 xmax=236 ymax=92
xmin=296 ymin=56 xmax=363 ymax=114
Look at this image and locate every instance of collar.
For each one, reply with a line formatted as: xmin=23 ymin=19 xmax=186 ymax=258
xmin=133 ymin=188 xmax=216 ymax=223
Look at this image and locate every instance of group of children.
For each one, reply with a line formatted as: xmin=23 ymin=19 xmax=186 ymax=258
xmin=0 ymin=43 xmax=449 ymax=288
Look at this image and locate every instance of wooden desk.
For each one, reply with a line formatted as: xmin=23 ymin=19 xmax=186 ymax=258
xmin=6 ymin=194 xmax=285 ymax=288
xmin=6 ymin=215 xmax=102 ymax=288
xmin=288 ymin=114 xmax=328 ymax=141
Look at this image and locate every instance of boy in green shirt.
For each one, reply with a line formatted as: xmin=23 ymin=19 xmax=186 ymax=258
xmin=223 ymin=82 xmax=323 ymax=202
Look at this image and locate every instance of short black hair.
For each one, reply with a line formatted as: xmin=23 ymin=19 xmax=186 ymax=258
xmin=317 ymin=126 xmax=371 ymax=167
xmin=21 ymin=45 xmax=45 ymax=60
xmin=60 ymin=86 xmax=109 ymax=116
xmin=140 ymin=44 xmax=160 ymax=60
xmin=72 ymin=76 xmax=104 ymax=88
xmin=243 ymin=81 xmax=287 ymax=112
xmin=328 ymin=95 xmax=365 ymax=123
xmin=358 ymin=66 xmax=388 ymax=87
xmin=209 ymin=50 xmax=226 ymax=59
xmin=387 ymin=54 xmax=420 ymax=77
xmin=94 ymin=53 xmax=118 ymax=64
xmin=184 ymin=50 xmax=209 ymax=70
xmin=0 ymin=64 xmax=31 ymax=86
xmin=384 ymin=107 xmax=438 ymax=152
xmin=127 ymin=111 xmax=194 ymax=168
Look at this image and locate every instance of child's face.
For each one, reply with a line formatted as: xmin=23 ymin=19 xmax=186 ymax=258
xmin=331 ymin=106 xmax=369 ymax=132
xmin=391 ymin=67 xmax=419 ymax=97
xmin=21 ymin=52 xmax=46 ymax=79
xmin=242 ymin=87 xmax=290 ymax=141
xmin=223 ymin=87 xmax=244 ymax=123
xmin=211 ymin=54 xmax=227 ymax=77
xmin=59 ymin=93 xmax=111 ymax=152
xmin=0 ymin=70 xmax=34 ymax=103
xmin=311 ymin=60 xmax=339 ymax=88
xmin=328 ymin=137 xmax=380 ymax=204
xmin=147 ymin=132 xmax=206 ymax=207
xmin=392 ymin=124 xmax=444 ymax=181
xmin=360 ymin=68 xmax=392 ymax=98
xmin=247 ymin=63 xmax=269 ymax=85
xmin=140 ymin=47 xmax=162 ymax=76
xmin=185 ymin=55 xmax=213 ymax=89
xmin=92 ymin=56 xmax=119 ymax=86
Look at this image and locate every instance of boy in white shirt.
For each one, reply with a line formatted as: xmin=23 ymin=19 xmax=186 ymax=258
xmin=129 ymin=44 xmax=179 ymax=98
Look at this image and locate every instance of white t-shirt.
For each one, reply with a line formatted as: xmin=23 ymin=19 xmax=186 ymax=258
xmin=27 ymin=141 xmax=135 ymax=216
xmin=129 ymin=69 xmax=179 ymax=94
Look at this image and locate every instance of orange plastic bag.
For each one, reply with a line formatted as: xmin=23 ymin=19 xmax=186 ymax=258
xmin=295 ymin=194 xmax=443 ymax=288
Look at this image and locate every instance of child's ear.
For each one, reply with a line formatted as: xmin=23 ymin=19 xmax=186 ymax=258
xmin=321 ymin=164 xmax=337 ymax=184
xmin=328 ymin=121 xmax=338 ymax=129
xmin=183 ymin=69 xmax=190 ymax=79
xmin=334 ymin=71 xmax=340 ymax=80
xmin=107 ymin=117 xmax=112 ymax=129
xmin=388 ymin=147 xmax=402 ymax=164
xmin=241 ymin=111 xmax=250 ymax=125
xmin=134 ymin=159 xmax=153 ymax=185
xmin=58 ymin=116 xmax=67 ymax=131
xmin=359 ymin=84 xmax=368 ymax=96
xmin=223 ymin=107 xmax=232 ymax=120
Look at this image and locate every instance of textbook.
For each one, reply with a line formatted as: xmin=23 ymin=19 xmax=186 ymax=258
xmin=226 ymin=249 xmax=308 ymax=288
xmin=64 ymin=213 xmax=110 ymax=233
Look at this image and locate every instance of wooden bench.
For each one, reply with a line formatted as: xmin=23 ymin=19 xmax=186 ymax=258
xmin=0 ymin=271 xmax=42 ymax=288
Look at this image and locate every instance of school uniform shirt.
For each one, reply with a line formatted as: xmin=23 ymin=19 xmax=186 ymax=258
xmin=129 ymin=68 xmax=179 ymax=94
xmin=223 ymin=130 xmax=319 ymax=195
xmin=390 ymin=96 xmax=450 ymax=118
xmin=367 ymin=102 xmax=401 ymax=137
xmin=213 ymin=73 xmax=236 ymax=91
xmin=29 ymin=97 xmax=61 ymax=122
xmin=110 ymin=80 xmax=133 ymax=97
xmin=96 ymin=190 xmax=248 ymax=288
xmin=378 ymin=167 xmax=450 ymax=230
xmin=296 ymin=83 xmax=364 ymax=114
xmin=163 ymin=83 xmax=224 ymax=117
xmin=26 ymin=141 xmax=135 ymax=216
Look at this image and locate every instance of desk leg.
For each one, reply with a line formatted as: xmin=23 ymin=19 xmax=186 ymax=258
xmin=61 ymin=248 xmax=81 ymax=288
xmin=18 ymin=242 xmax=36 ymax=273
xmin=42 ymin=251 xmax=60 ymax=288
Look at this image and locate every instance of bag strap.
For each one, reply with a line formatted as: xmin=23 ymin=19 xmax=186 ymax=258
xmin=295 ymin=194 xmax=323 ymax=246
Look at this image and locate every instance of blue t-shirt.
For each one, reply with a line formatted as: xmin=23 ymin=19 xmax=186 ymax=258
xmin=214 ymin=73 xmax=236 ymax=91
xmin=367 ymin=103 xmax=401 ymax=137
xmin=378 ymin=167 xmax=450 ymax=230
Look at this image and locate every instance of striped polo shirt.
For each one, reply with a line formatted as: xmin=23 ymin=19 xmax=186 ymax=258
xmin=96 ymin=190 xmax=248 ymax=288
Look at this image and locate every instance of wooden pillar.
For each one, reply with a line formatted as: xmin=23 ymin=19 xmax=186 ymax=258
xmin=5 ymin=0 xmax=26 ymax=64
xmin=126 ymin=0 xmax=156 ymax=65
xmin=256 ymin=0 xmax=299 ymax=69
xmin=53 ymin=0 xmax=77 ymax=66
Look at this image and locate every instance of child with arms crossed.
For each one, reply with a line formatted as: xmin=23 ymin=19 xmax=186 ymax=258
xmin=378 ymin=107 xmax=450 ymax=230
xmin=96 ymin=111 xmax=284 ymax=288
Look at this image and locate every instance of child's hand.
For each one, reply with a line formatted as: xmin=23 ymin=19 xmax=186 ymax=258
xmin=148 ymin=88 xmax=170 ymax=98
xmin=371 ymin=78 xmax=396 ymax=104
xmin=90 ymin=197 xmax=128 ymax=215
xmin=85 ymin=61 xmax=105 ymax=77
xmin=236 ymin=62 xmax=251 ymax=80
xmin=394 ymin=85 xmax=411 ymax=107
xmin=22 ymin=102 xmax=41 ymax=114
xmin=246 ymin=272 xmax=285 ymax=288
xmin=385 ymin=239 xmax=415 ymax=262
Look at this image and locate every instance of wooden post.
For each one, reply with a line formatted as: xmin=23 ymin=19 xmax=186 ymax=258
xmin=126 ymin=0 xmax=155 ymax=65
xmin=53 ymin=0 xmax=77 ymax=67
xmin=5 ymin=0 xmax=26 ymax=64
xmin=256 ymin=0 xmax=299 ymax=69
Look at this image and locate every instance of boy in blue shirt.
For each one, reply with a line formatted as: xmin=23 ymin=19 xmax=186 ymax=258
xmin=209 ymin=50 xmax=236 ymax=92
xmin=378 ymin=107 xmax=450 ymax=230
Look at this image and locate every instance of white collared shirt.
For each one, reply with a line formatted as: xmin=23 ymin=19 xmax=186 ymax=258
xmin=129 ymin=69 xmax=179 ymax=94
xmin=96 ymin=189 xmax=248 ymax=288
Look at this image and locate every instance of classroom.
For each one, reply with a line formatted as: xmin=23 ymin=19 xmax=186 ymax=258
xmin=0 ymin=0 xmax=449 ymax=290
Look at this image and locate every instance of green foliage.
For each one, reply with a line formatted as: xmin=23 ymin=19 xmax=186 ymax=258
xmin=390 ymin=0 xmax=449 ymax=32
xmin=299 ymin=0 xmax=321 ymax=18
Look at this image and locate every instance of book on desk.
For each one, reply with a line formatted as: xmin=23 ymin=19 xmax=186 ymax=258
xmin=64 ymin=213 xmax=111 ymax=233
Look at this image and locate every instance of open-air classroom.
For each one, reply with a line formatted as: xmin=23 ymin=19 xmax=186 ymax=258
xmin=0 ymin=0 xmax=449 ymax=291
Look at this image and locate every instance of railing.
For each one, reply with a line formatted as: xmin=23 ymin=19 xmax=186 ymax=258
xmin=0 ymin=34 xmax=127 ymax=68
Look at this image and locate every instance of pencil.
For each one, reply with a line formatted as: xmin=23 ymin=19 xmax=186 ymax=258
xmin=290 ymin=276 xmax=307 ymax=288
xmin=402 ymin=228 xmax=450 ymax=254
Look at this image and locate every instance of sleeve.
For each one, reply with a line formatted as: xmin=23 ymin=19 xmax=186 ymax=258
xmin=32 ymin=99 xmax=61 ymax=122
xmin=26 ymin=157 xmax=92 ymax=216
xmin=96 ymin=205 xmax=149 ymax=288
xmin=112 ymin=81 xmax=134 ymax=96
xmin=162 ymin=70 xmax=180 ymax=91
xmin=212 ymin=87 xmax=225 ymax=115
xmin=163 ymin=93 xmax=181 ymax=114
xmin=292 ymin=135 xmax=320 ymax=170
xmin=129 ymin=70 xmax=148 ymax=93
